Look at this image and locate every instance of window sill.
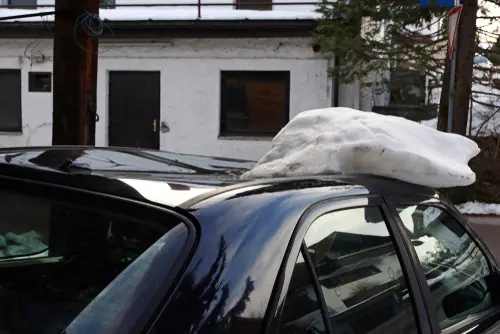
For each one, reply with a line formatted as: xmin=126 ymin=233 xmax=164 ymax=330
xmin=218 ymin=135 xmax=274 ymax=141
xmin=0 ymin=131 xmax=23 ymax=135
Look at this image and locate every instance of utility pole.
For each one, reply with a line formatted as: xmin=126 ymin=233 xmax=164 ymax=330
xmin=451 ymin=0 xmax=478 ymax=135
xmin=52 ymin=0 xmax=100 ymax=145
xmin=446 ymin=3 xmax=462 ymax=133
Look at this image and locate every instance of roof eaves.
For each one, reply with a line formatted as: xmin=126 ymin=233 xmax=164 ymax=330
xmin=0 ymin=18 xmax=318 ymax=38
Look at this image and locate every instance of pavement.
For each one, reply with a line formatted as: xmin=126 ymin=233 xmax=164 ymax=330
xmin=467 ymin=215 xmax=500 ymax=262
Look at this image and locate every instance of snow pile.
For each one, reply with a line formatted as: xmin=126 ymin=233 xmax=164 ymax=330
xmin=241 ymin=107 xmax=480 ymax=188
xmin=457 ymin=202 xmax=500 ymax=216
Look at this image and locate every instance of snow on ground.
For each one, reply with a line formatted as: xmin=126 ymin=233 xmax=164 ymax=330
xmin=241 ymin=107 xmax=480 ymax=188
xmin=0 ymin=4 xmax=319 ymax=22
xmin=457 ymin=202 xmax=500 ymax=216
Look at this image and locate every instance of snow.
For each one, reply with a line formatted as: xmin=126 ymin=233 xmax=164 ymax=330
xmin=241 ymin=107 xmax=480 ymax=188
xmin=0 ymin=6 xmax=319 ymax=22
xmin=457 ymin=201 xmax=500 ymax=216
xmin=119 ymin=178 xmax=214 ymax=206
xmin=424 ymin=60 xmax=500 ymax=136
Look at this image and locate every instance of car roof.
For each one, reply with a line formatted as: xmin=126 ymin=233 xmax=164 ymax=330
xmin=0 ymin=146 xmax=438 ymax=209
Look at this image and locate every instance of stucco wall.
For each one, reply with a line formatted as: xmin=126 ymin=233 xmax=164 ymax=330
xmin=0 ymin=37 xmax=359 ymax=160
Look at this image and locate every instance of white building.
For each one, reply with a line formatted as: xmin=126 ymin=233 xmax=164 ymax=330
xmin=0 ymin=0 xmax=363 ymax=160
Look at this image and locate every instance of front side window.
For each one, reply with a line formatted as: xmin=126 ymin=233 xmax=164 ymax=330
xmin=301 ymin=206 xmax=419 ymax=334
xmin=395 ymin=204 xmax=495 ymax=330
xmin=0 ymin=188 xmax=188 ymax=334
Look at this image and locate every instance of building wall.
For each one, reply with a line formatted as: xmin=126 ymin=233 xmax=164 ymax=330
xmin=0 ymin=37 xmax=359 ymax=160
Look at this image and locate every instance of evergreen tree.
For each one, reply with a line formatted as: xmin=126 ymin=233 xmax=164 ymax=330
xmin=314 ymin=0 xmax=500 ymax=136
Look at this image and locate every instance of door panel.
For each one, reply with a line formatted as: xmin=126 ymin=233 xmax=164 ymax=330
xmin=108 ymin=71 xmax=161 ymax=149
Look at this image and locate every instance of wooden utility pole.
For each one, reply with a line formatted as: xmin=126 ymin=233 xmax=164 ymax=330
xmin=52 ymin=0 xmax=99 ymax=145
xmin=452 ymin=0 xmax=478 ymax=135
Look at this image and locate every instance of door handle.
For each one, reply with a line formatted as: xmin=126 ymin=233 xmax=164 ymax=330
xmin=153 ymin=119 xmax=157 ymax=132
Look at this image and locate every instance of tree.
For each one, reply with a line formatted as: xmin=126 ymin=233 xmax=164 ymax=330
xmin=315 ymin=0 xmax=447 ymax=97
xmin=315 ymin=0 xmax=500 ymax=136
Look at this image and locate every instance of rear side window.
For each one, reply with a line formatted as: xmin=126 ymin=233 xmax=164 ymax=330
xmin=280 ymin=252 xmax=327 ymax=334
xmin=0 ymin=188 xmax=188 ymax=334
xmin=281 ymin=206 xmax=420 ymax=334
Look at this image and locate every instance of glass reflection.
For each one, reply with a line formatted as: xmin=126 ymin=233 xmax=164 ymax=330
xmin=395 ymin=204 xmax=493 ymax=330
xmin=303 ymin=206 xmax=419 ymax=334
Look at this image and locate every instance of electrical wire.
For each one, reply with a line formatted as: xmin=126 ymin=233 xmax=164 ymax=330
xmin=73 ymin=10 xmax=115 ymax=53
xmin=0 ymin=11 xmax=55 ymax=21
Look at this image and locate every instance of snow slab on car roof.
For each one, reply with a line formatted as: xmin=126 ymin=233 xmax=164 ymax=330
xmin=241 ymin=107 xmax=480 ymax=188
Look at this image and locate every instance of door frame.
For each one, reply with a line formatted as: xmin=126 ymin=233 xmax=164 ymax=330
xmin=108 ymin=70 xmax=161 ymax=149
xmin=0 ymin=171 xmax=197 ymax=334
xmin=265 ymin=195 xmax=432 ymax=334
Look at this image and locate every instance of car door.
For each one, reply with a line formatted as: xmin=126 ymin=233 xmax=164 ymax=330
xmin=383 ymin=195 xmax=500 ymax=334
xmin=268 ymin=196 xmax=432 ymax=334
xmin=0 ymin=173 xmax=196 ymax=334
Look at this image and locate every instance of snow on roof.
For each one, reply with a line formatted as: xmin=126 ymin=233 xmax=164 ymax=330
xmin=0 ymin=3 xmax=319 ymax=22
xmin=241 ymin=107 xmax=480 ymax=188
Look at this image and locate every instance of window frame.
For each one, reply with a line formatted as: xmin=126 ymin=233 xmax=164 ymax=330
xmin=384 ymin=195 xmax=500 ymax=334
xmin=219 ymin=70 xmax=290 ymax=138
xmin=265 ymin=196 xmax=432 ymax=334
xmin=0 ymin=172 xmax=198 ymax=334
xmin=0 ymin=69 xmax=22 ymax=133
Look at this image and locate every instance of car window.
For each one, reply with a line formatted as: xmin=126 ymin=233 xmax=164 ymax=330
xmin=0 ymin=190 xmax=50 ymax=260
xmin=280 ymin=251 xmax=327 ymax=334
xmin=0 ymin=188 xmax=188 ymax=334
xmin=395 ymin=204 xmax=495 ymax=330
xmin=303 ymin=206 xmax=420 ymax=334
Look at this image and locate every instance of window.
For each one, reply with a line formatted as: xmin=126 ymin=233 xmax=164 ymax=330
xmin=7 ymin=0 xmax=37 ymax=8
xmin=28 ymin=72 xmax=52 ymax=92
xmin=220 ymin=71 xmax=290 ymax=137
xmin=389 ymin=67 xmax=426 ymax=106
xmin=281 ymin=252 xmax=327 ymax=334
xmin=302 ymin=206 xmax=419 ymax=334
xmin=395 ymin=204 xmax=495 ymax=330
xmin=235 ymin=0 xmax=272 ymax=10
xmin=0 ymin=69 xmax=22 ymax=132
xmin=0 ymin=188 xmax=187 ymax=334
xmin=100 ymin=0 xmax=116 ymax=8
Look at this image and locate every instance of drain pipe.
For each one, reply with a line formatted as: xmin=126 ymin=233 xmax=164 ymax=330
xmin=331 ymin=54 xmax=340 ymax=107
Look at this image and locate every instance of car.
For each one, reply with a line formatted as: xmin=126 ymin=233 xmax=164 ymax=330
xmin=0 ymin=146 xmax=498 ymax=334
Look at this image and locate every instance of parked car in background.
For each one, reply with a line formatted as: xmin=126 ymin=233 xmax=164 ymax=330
xmin=0 ymin=146 xmax=498 ymax=334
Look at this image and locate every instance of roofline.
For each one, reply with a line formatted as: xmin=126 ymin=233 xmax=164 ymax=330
xmin=0 ymin=145 xmax=256 ymax=164
xmin=179 ymin=173 xmax=437 ymax=209
xmin=0 ymin=19 xmax=318 ymax=39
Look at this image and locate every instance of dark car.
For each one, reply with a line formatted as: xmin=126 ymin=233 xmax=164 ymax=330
xmin=0 ymin=146 xmax=498 ymax=334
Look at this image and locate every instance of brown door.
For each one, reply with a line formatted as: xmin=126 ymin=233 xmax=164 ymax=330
xmin=108 ymin=71 xmax=161 ymax=149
